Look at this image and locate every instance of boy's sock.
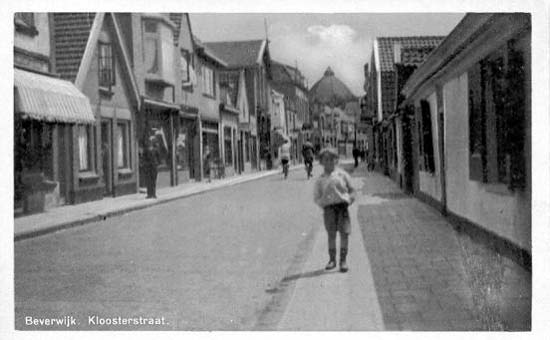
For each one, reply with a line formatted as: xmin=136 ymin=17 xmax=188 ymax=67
xmin=340 ymin=248 xmax=348 ymax=272
xmin=326 ymin=248 xmax=337 ymax=270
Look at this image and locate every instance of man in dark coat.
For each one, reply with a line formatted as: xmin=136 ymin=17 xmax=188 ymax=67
xmin=143 ymin=137 xmax=161 ymax=199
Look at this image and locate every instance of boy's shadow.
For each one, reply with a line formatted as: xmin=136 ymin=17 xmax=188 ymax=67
xmin=281 ymin=268 xmax=339 ymax=282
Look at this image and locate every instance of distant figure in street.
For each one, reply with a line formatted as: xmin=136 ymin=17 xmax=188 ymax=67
xmin=143 ymin=137 xmax=161 ymax=199
xmin=203 ymin=145 xmax=212 ymax=182
xmin=302 ymin=140 xmax=315 ymax=179
xmin=352 ymin=144 xmax=360 ymax=168
xmin=314 ymin=147 xmax=356 ymax=272
xmin=360 ymin=147 xmax=366 ymax=163
xmin=280 ymin=139 xmax=291 ymax=179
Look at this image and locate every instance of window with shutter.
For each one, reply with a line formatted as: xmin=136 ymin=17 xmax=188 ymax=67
xmin=468 ymin=39 xmax=527 ymax=190
xmin=468 ymin=61 xmax=485 ymax=181
xmin=420 ymin=100 xmax=435 ymax=173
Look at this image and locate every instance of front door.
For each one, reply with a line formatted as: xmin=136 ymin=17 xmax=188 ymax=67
xmin=101 ymin=120 xmax=113 ymax=195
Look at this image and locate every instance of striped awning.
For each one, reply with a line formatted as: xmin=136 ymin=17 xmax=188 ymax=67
xmin=14 ymin=68 xmax=95 ymax=124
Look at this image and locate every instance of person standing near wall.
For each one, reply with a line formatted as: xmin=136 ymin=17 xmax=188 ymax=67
xmin=143 ymin=136 xmax=161 ymax=199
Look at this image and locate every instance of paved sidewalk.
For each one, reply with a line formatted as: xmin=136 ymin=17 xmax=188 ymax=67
xmin=276 ymin=176 xmax=384 ymax=331
xmin=271 ymin=163 xmax=530 ymax=331
xmin=14 ymin=164 xmax=306 ymax=241
xmin=353 ymin=166 xmax=530 ymax=331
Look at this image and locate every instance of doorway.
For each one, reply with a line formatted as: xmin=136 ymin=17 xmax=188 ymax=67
xmin=101 ymin=120 xmax=113 ymax=196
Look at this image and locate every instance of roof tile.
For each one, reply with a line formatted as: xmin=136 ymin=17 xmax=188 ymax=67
xmin=204 ymin=40 xmax=265 ymax=67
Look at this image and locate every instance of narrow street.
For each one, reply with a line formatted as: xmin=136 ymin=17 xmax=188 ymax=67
xmin=14 ymin=163 xmax=530 ymax=331
xmin=15 ymin=165 xmax=325 ymax=330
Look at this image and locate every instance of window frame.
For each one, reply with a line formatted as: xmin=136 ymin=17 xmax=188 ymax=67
xmin=143 ymin=19 xmax=161 ymax=76
xmin=202 ymin=64 xmax=215 ymax=97
xmin=78 ymin=125 xmax=94 ymax=172
xmin=98 ymin=41 xmax=116 ymax=89
xmin=180 ymin=49 xmax=191 ymax=84
xmin=467 ymin=39 xmax=527 ymax=189
xmin=116 ymin=121 xmax=131 ymax=170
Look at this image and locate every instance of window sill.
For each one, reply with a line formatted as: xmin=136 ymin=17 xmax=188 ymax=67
xmin=118 ymin=168 xmax=133 ymax=175
xmin=145 ymin=76 xmax=174 ymax=87
xmin=99 ymin=86 xmax=114 ymax=97
xmin=202 ymin=93 xmax=216 ymax=100
xmin=78 ymin=171 xmax=100 ymax=181
xmin=483 ymin=183 xmax=514 ymax=196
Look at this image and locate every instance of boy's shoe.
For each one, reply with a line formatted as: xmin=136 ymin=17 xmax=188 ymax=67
xmin=339 ymin=260 xmax=348 ymax=272
xmin=325 ymin=260 xmax=337 ymax=270
xmin=339 ymin=248 xmax=348 ymax=272
xmin=325 ymin=248 xmax=337 ymax=270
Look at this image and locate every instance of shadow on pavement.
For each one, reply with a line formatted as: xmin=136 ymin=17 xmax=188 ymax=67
xmin=280 ymin=268 xmax=339 ymax=283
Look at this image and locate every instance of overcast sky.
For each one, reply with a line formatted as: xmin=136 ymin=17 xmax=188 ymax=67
xmin=190 ymin=13 xmax=465 ymax=96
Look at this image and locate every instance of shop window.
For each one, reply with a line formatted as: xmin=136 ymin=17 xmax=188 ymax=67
xmin=468 ymin=40 xmax=527 ymax=189
xmin=98 ymin=42 xmax=115 ymax=88
xmin=78 ymin=125 xmax=94 ymax=172
xmin=202 ymin=65 xmax=215 ymax=97
xmin=224 ymin=126 xmax=233 ymax=166
xmin=16 ymin=120 xmax=54 ymax=179
xmin=116 ymin=122 xmax=131 ymax=169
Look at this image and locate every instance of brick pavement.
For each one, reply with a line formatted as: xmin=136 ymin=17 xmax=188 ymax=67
xmin=352 ymin=166 xmax=530 ymax=331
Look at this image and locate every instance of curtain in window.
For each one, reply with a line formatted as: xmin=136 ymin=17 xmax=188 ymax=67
xmin=117 ymin=124 xmax=124 ymax=168
xmin=78 ymin=126 xmax=89 ymax=171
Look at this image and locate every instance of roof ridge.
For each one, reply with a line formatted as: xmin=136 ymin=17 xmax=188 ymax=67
xmin=204 ymin=38 xmax=265 ymax=44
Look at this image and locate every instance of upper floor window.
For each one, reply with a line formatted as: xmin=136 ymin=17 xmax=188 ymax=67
xmin=15 ymin=13 xmax=34 ymax=27
xmin=14 ymin=12 xmax=37 ymax=36
xmin=202 ymin=65 xmax=215 ymax=97
xmin=143 ymin=20 xmax=160 ymax=75
xmin=98 ymin=42 xmax=115 ymax=88
xmin=180 ymin=49 xmax=191 ymax=84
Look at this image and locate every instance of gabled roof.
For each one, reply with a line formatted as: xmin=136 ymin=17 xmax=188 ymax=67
xmin=52 ymin=13 xmax=97 ymax=82
xmin=193 ymin=35 xmax=228 ymax=67
xmin=169 ymin=13 xmax=182 ymax=44
xmin=375 ymin=36 xmax=445 ymax=72
xmin=52 ymin=12 xmax=140 ymax=107
xmin=204 ymin=39 xmax=267 ymax=68
xmin=271 ymin=60 xmax=294 ymax=83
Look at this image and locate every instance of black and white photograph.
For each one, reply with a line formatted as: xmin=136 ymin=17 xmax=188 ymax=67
xmin=3 ymin=0 xmax=550 ymax=338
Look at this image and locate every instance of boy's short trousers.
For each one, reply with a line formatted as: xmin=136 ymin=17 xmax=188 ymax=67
xmin=323 ymin=203 xmax=351 ymax=234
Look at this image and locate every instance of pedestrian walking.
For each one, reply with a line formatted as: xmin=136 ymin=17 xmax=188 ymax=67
xmin=313 ymin=147 xmax=356 ymax=272
xmin=143 ymin=137 xmax=161 ymax=199
xmin=280 ymin=139 xmax=291 ymax=179
xmin=203 ymin=145 xmax=212 ymax=182
xmin=302 ymin=140 xmax=315 ymax=179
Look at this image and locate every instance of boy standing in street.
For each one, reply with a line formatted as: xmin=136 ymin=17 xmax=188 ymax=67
xmin=313 ymin=148 xmax=356 ymax=272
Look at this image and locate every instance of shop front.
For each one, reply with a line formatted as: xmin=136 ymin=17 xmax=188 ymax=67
xmin=14 ymin=68 xmax=96 ymax=214
xmin=176 ymin=110 xmax=200 ymax=183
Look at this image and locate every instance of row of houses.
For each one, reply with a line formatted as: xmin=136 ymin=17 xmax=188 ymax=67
xmin=14 ymin=13 xmax=311 ymax=215
xmin=361 ymin=13 xmax=531 ymax=268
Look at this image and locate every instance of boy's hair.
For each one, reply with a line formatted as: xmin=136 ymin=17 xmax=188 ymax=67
xmin=319 ymin=148 xmax=338 ymax=162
